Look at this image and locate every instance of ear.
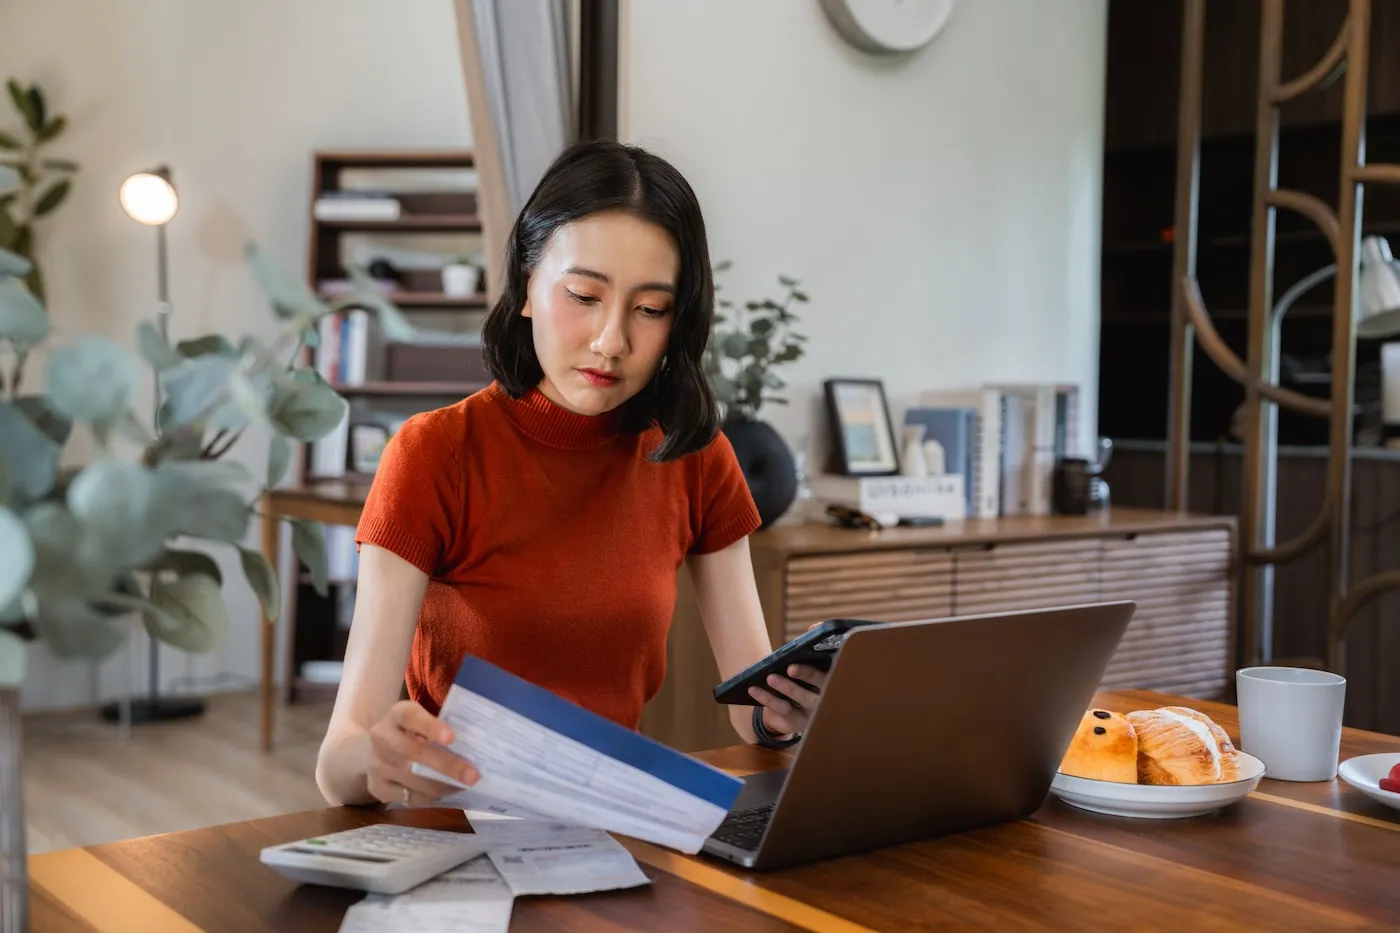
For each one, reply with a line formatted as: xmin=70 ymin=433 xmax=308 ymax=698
xmin=521 ymin=297 xmax=533 ymax=319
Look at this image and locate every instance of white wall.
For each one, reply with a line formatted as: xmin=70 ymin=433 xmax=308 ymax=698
xmin=622 ymin=0 xmax=1108 ymax=459
xmin=1 ymin=0 xmax=470 ymax=710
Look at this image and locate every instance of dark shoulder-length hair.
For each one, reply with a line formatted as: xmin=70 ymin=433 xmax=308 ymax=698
xmin=480 ymin=139 xmax=720 ymax=462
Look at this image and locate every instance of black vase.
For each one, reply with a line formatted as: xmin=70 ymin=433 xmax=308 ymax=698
xmin=722 ymin=413 xmax=797 ymax=529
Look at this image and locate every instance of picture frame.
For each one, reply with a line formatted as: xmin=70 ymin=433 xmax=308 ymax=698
xmin=823 ymin=378 xmax=900 ymax=475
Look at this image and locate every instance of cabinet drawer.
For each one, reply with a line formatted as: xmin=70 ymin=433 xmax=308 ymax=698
xmin=783 ymin=549 xmax=953 ymax=641
xmin=953 ymin=538 xmax=1102 ymax=615
xmin=1098 ymin=530 xmax=1233 ymax=698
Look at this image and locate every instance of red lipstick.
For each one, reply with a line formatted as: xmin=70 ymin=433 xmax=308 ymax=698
xmin=578 ymin=368 xmax=620 ymax=388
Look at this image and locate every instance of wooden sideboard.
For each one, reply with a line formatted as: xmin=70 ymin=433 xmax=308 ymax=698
xmin=639 ymin=507 xmax=1237 ymax=753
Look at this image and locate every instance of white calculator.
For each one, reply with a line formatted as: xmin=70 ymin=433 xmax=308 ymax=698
xmin=259 ymin=824 xmax=491 ymax=895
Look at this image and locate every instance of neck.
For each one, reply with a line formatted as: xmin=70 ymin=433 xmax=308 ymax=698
xmin=487 ymin=381 xmax=622 ymax=449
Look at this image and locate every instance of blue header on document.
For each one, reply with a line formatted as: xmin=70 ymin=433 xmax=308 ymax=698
xmin=454 ymin=655 xmax=743 ymax=810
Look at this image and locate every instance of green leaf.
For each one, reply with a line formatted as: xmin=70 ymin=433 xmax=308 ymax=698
xmin=144 ymin=547 xmax=223 ymax=585
xmin=246 ymin=241 xmax=325 ymax=321
xmin=151 ymin=460 xmax=252 ymax=543
xmin=791 ymin=290 xmax=809 ymax=302
xmin=33 ymin=179 xmax=69 ymax=217
xmin=267 ymin=435 xmax=291 ymax=488
xmin=36 ymin=115 xmax=66 ymax=144
xmin=0 ymin=402 xmax=58 ymax=503
xmin=31 ymin=596 xmax=126 ymax=660
xmin=239 ymin=547 xmax=280 ymax=623
xmin=290 ymin=518 xmax=328 ymax=596
xmin=0 ymin=629 xmax=25 ymax=687
xmin=747 ymin=338 xmax=771 ymax=359
xmin=778 ymin=275 xmax=798 ymax=287
xmin=0 ymin=245 xmax=32 ymax=277
xmin=0 ymin=276 xmax=48 ymax=345
xmin=774 ymin=344 xmax=803 ymax=363
xmin=42 ymin=157 xmax=78 ymax=173
xmin=142 ymin=572 xmax=226 ymax=654
xmin=750 ymin=317 xmax=774 ymax=337
xmin=158 ymin=353 xmax=241 ymax=430
xmin=344 ymin=265 xmax=417 ymax=342
xmin=721 ymin=332 xmax=749 ymax=360
xmin=66 ymin=458 xmax=164 ymax=567
xmin=0 ymin=132 xmax=19 ymax=151
xmin=264 ymin=370 xmax=348 ymax=441
xmin=4 ymin=81 xmax=33 ymax=130
xmin=176 ymin=334 xmax=235 ymax=358
xmin=0 ymin=166 xmax=16 ymax=197
xmin=45 ymin=336 xmax=138 ymax=423
xmin=15 ymin=395 xmax=72 ymax=447
xmin=713 ymin=259 xmax=733 ymax=273
xmin=137 ymin=321 xmax=183 ymax=372
xmin=25 ymin=86 xmax=45 ymax=133
xmin=0 ymin=506 xmax=34 ymax=617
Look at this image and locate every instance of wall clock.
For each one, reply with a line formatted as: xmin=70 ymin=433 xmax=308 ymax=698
xmin=819 ymin=0 xmax=958 ymax=54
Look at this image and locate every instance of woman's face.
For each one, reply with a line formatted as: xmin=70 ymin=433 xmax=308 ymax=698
xmin=523 ymin=209 xmax=679 ymax=417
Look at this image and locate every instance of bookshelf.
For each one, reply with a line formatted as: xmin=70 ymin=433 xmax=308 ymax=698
xmin=286 ymin=148 xmax=496 ymax=701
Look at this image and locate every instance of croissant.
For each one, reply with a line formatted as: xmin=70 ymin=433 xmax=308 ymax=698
xmin=1058 ymin=708 xmax=1139 ymax=784
xmin=1158 ymin=705 xmax=1240 ymax=782
xmin=1126 ymin=707 xmax=1237 ymax=785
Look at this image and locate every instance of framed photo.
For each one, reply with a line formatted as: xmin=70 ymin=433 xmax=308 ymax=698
xmin=350 ymin=422 xmax=391 ymax=474
xmin=824 ymin=378 xmax=900 ymax=475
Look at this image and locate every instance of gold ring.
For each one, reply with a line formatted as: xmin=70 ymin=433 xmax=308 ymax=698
xmin=402 ymin=786 xmax=411 ymax=805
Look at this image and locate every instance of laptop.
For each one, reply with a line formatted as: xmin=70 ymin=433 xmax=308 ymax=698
xmin=701 ymin=600 xmax=1136 ymax=871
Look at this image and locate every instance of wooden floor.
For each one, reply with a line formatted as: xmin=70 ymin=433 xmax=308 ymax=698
xmin=21 ymin=691 xmax=334 ymax=854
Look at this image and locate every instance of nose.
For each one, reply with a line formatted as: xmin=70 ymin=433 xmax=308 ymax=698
xmin=589 ymin=303 xmax=630 ymax=359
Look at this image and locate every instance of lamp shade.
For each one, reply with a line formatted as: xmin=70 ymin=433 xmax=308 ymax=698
xmin=119 ymin=169 xmax=178 ymax=226
xmin=1356 ymin=236 xmax=1400 ymax=338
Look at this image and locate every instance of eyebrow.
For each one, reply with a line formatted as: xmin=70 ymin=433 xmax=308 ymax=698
xmin=565 ymin=265 xmax=676 ymax=295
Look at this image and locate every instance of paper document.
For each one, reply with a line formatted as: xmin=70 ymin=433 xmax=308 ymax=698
xmin=413 ymin=655 xmax=743 ymax=853
xmin=473 ymin=818 xmax=650 ymax=896
xmin=338 ymin=855 xmax=513 ymax=933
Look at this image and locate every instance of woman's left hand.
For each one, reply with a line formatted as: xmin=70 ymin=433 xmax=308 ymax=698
xmin=748 ymin=664 xmax=827 ymax=737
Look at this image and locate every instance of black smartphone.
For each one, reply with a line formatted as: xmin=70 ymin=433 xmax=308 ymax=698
xmin=712 ymin=618 xmax=878 ymax=705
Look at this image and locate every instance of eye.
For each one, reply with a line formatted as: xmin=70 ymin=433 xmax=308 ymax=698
xmin=637 ymin=304 xmax=670 ymax=318
xmin=565 ymin=288 xmax=599 ymax=305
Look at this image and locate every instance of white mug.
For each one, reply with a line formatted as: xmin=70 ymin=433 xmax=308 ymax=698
xmin=1236 ymin=666 xmax=1346 ymax=782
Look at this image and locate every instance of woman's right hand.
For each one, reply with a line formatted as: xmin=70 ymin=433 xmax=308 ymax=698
xmin=366 ymin=700 xmax=481 ymax=806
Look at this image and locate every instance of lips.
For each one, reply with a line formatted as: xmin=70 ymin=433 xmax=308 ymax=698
xmin=578 ymin=368 xmax=621 ymax=388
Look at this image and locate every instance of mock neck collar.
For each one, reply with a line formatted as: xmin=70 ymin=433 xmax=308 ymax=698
xmin=487 ymin=381 xmax=623 ymax=449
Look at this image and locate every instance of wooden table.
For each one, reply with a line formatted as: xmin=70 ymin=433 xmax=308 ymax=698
xmin=29 ymin=690 xmax=1400 ymax=931
xmin=258 ymin=482 xmax=368 ymax=752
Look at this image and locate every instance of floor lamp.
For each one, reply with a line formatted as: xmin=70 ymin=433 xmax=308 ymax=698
xmin=99 ymin=165 xmax=205 ymax=724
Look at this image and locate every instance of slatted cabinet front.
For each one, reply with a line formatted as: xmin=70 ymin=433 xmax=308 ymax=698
xmin=778 ymin=529 xmax=1233 ymax=698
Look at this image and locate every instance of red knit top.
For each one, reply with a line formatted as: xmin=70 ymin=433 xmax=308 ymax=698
xmin=354 ymin=382 xmax=761 ymax=729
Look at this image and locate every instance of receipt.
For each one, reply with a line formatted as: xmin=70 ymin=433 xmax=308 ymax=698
xmin=338 ymin=855 xmax=513 ymax=933
xmin=413 ymin=655 xmax=743 ymax=853
xmin=473 ymin=819 xmax=650 ymax=896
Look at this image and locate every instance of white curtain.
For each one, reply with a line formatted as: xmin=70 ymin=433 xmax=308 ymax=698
xmin=453 ymin=0 xmax=576 ymax=302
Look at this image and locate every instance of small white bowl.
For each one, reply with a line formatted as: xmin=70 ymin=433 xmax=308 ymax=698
xmin=1049 ymin=752 xmax=1267 ymax=819
xmin=1337 ymin=753 xmax=1400 ymax=813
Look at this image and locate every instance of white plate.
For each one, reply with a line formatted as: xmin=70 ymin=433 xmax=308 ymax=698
xmin=1337 ymin=753 xmax=1400 ymax=812
xmin=1049 ymin=752 xmax=1267 ymax=819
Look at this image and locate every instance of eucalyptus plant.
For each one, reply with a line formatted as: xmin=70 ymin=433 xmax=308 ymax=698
xmin=702 ymin=261 xmax=808 ymax=421
xmin=0 ymin=163 xmax=420 ymax=688
xmin=0 ymin=77 xmax=78 ymax=304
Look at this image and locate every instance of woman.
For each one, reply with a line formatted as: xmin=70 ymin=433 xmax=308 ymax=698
xmin=315 ymin=140 xmax=826 ymax=808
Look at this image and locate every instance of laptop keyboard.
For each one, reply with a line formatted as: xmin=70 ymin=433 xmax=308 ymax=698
xmin=711 ymin=803 xmax=775 ymax=851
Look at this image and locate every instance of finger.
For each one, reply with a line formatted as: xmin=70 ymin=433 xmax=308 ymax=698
xmin=392 ymin=701 xmax=454 ymax=745
xmin=380 ymin=723 xmax=480 ymax=785
xmin=395 ymin=771 xmax=467 ymax=803
xmin=750 ymin=688 xmax=803 ymax=735
xmin=786 ymin=664 xmax=828 ymax=689
xmin=765 ymin=673 xmax=820 ymax=710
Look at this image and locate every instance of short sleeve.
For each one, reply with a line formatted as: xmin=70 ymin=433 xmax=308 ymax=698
xmin=689 ymin=431 xmax=762 ymax=554
xmin=355 ymin=410 xmax=463 ymax=575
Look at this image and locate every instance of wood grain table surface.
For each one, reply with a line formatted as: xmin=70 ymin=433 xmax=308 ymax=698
xmin=27 ymin=689 xmax=1400 ymax=932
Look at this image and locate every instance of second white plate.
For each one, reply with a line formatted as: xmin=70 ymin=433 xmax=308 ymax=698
xmin=1337 ymin=753 xmax=1400 ymax=812
xmin=1049 ymin=752 xmax=1267 ymax=819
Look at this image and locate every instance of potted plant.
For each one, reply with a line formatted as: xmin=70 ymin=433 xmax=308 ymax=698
xmin=0 ymin=77 xmax=79 ymax=304
xmin=0 ymin=160 xmax=414 ymax=929
xmin=702 ymin=262 xmax=808 ymax=528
